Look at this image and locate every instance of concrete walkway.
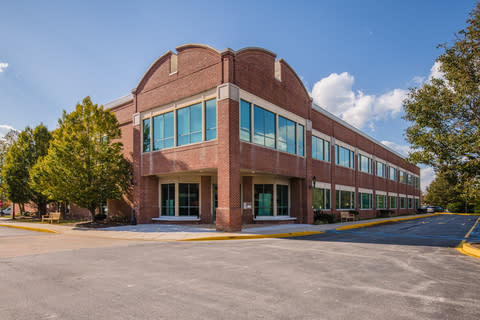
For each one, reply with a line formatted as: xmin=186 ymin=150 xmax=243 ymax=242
xmin=0 ymin=213 xmax=440 ymax=241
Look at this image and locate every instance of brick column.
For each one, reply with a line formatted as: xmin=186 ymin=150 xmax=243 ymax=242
xmin=200 ymin=176 xmax=212 ymax=224
xmin=216 ymin=83 xmax=242 ymax=232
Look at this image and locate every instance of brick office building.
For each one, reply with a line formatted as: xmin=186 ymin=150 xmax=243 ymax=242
xmin=105 ymin=44 xmax=421 ymax=232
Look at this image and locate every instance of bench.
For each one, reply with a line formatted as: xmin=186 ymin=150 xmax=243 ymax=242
xmin=42 ymin=212 xmax=61 ymax=223
xmin=340 ymin=211 xmax=355 ymax=222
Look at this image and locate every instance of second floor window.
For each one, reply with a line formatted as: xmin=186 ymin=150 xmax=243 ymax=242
xmin=335 ymin=145 xmax=355 ymax=169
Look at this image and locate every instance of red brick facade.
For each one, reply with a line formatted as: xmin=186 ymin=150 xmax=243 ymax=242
xmin=105 ymin=44 xmax=421 ymax=231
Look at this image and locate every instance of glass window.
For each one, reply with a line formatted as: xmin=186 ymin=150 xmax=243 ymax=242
xmin=276 ymin=185 xmax=289 ymax=216
xmin=400 ymin=197 xmax=406 ymax=209
xmin=177 ymin=103 xmax=202 ymax=146
xmin=205 ymin=99 xmax=217 ymax=141
xmin=178 ymin=183 xmax=199 ymax=216
xmin=297 ymin=124 xmax=304 ymax=156
xmin=254 ymin=106 xmax=276 ymax=148
xmin=336 ymin=190 xmax=355 ymax=210
xmin=335 ymin=145 xmax=354 ymax=169
xmin=388 ymin=167 xmax=397 ymax=181
xmin=312 ymin=136 xmax=330 ymax=162
xmin=313 ymin=188 xmax=331 ymax=210
xmin=254 ymin=184 xmax=274 ymax=216
xmin=376 ymin=161 xmax=386 ymax=178
xmin=240 ymin=100 xmax=251 ymax=142
xmin=358 ymin=193 xmax=372 ymax=209
xmin=278 ymin=116 xmax=296 ymax=154
xmin=408 ymin=198 xmax=413 ymax=209
xmin=389 ymin=196 xmax=397 ymax=209
xmin=153 ymin=112 xmax=174 ymax=151
xmin=359 ymin=154 xmax=372 ymax=173
xmin=161 ymin=184 xmax=175 ymax=216
xmin=142 ymin=118 xmax=150 ymax=152
xmin=376 ymin=194 xmax=386 ymax=209
xmin=415 ymin=198 xmax=420 ymax=209
xmin=399 ymin=171 xmax=406 ymax=183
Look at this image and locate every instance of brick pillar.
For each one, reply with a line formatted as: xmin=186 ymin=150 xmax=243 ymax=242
xmin=305 ymin=119 xmax=313 ymax=224
xmin=242 ymin=176 xmax=253 ymax=224
xmin=132 ymin=108 xmax=142 ymax=223
xmin=200 ymin=176 xmax=212 ymax=224
xmin=138 ymin=175 xmax=159 ymax=224
xmin=216 ymin=83 xmax=242 ymax=232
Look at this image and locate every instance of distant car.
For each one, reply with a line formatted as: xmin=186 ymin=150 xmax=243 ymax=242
xmin=425 ymin=206 xmax=443 ymax=213
xmin=0 ymin=207 xmax=11 ymax=215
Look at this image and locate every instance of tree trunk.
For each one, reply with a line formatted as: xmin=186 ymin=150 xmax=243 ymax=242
xmin=89 ymin=205 xmax=96 ymax=222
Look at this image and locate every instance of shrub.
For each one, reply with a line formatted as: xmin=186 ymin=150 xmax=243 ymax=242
xmin=314 ymin=209 xmax=335 ymax=224
xmin=446 ymin=202 xmax=464 ymax=213
xmin=94 ymin=213 xmax=107 ymax=221
xmin=377 ymin=209 xmax=393 ymax=218
xmin=349 ymin=210 xmax=360 ymax=216
xmin=107 ymin=215 xmax=129 ymax=224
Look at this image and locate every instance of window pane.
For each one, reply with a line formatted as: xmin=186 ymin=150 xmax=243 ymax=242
xmin=318 ymin=137 xmax=324 ymax=160
xmin=312 ymin=136 xmax=317 ymax=160
xmin=143 ymin=118 xmax=150 ymax=152
xmin=297 ymin=124 xmax=304 ymax=156
xmin=205 ymin=99 xmax=217 ymax=141
xmin=161 ymin=184 xmax=175 ymax=216
xmin=179 ymin=183 xmax=199 ymax=216
xmin=324 ymin=141 xmax=330 ymax=162
xmin=337 ymin=190 xmax=354 ymax=209
xmin=278 ymin=117 xmax=287 ymax=152
xmin=276 ymin=185 xmax=289 ymax=216
xmin=254 ymin=106 xmax=264 ymax=145
xmin=325 ymin=189 xmax=330 ymax=209
xmin=240 ymin=100 xmax=251 ymax=142
xmin=264 ymin=110 xmax=276 ymax=148
xmin=254 ymin=184 xmax=273 ymax=216
xmin=286 ymin=120 xmax=296 ymax=154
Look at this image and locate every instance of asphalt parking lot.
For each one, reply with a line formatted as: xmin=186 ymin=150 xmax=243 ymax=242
xmin=0 ymin=215 xmax=479 ymax=320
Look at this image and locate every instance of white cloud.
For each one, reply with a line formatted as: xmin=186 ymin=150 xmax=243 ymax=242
xmin=0 ymin=62 xmax=8 ymax=73
xmin=380 ymin=140 xmax=411 ymax=157
xmin=411 ymin=76 xmax=425 ymax=86
xmin=428 ymin=61 xmax=444 ymax=81
xmin=0 ymin=125 xmax=16 ymax=139
xmin=421 ymin=167 xmax=436 ymax=192
xmin=311 ymin=72 xmax=407 ymax=130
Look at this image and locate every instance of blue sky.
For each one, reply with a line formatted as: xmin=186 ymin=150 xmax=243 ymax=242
xmin=0 ymin=0 xmax=477 ymax=189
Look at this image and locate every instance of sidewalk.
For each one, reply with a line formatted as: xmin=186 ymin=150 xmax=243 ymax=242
xmin=0 ymin=213 xmax=439 ymax=241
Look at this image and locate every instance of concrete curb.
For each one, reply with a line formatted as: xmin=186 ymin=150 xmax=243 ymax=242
xmin=0 ymin=223 xmax=57 ymax=234
xmin=181 ymin=231 xmax=325 ymax=241
xmin=456 ymin=216 xmax=480 ymax=259
xmin=335 ymin=214 xmax=439 ymax=231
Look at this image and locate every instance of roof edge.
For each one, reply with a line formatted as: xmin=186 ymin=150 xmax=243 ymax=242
xmin=104 ymin=93 xmax=133 ymax=110
xmin=312 ymin=103 xmax=415 ymax=166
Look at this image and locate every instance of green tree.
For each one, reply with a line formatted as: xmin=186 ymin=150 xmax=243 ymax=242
xmin=1 ymin=125 xmax=52 ymax=215
xmin=424 ymin=171 xmax=460 ymax=209
xmin=0 ymin=129 xmax=19 ymax=209
xmin=403 ymin=4 xmax=480 ymax=198
xmin=31 ymin=97 xmax=131 ymax=221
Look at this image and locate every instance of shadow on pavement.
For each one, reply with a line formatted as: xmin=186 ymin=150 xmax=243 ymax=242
xmin=289 ymin=215 xmax=479 ymax=248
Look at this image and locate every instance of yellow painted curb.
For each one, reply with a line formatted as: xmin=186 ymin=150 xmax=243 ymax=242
xmin=438 ymin=212 xmax=480 ymax=216
xmin=181 ymin=231 xmax=324 ymax=241
xmin=0 ymin=224 xmax=57 ymax=234
xmin=457 ymin=243 xmax=480 ymax=259
xmin=335 ymin=214 xmax=439 ymax=231
xmin=456 ymin=216 xmax=480 ymax=259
